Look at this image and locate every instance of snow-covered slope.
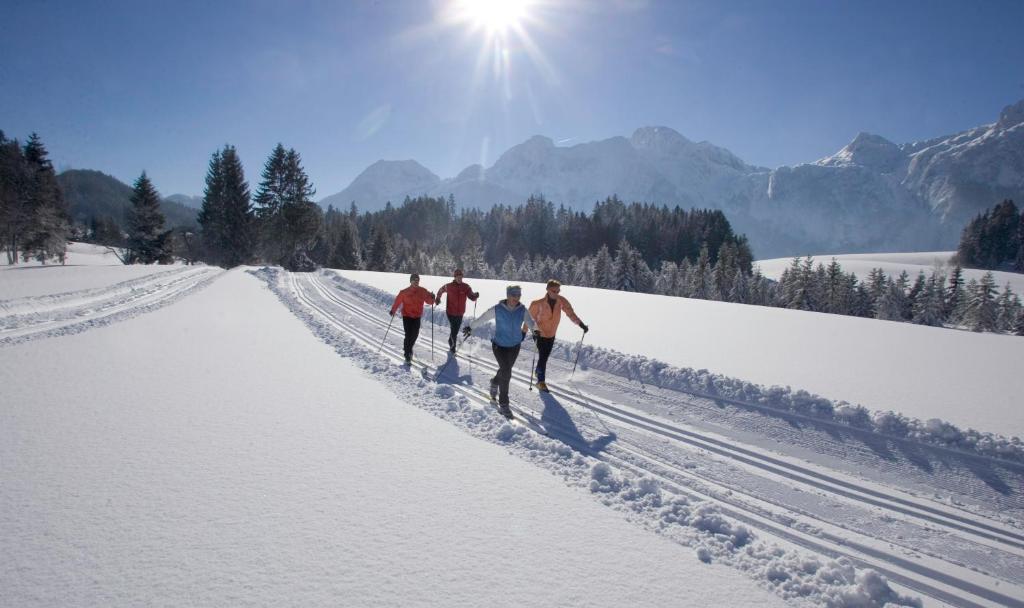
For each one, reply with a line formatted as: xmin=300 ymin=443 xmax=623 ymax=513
xmin=5 ymin=261 xmax=1024 ymax=607
xmin=341 ymin=269 xmax=1024 ymax=438
xmin=756 ymin=250 xmax=1024 ymax=295
xmin=0 ymin=271 xmax=786 ymax=607
xmin=321 ymin=100 xmax=1024 ymax=258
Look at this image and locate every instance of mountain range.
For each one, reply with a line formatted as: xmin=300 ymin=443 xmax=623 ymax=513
xmin=320 ymin=99 xmax=1024 ymax=258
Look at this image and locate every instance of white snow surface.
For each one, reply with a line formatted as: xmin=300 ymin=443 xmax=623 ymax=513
xmin=1 ymin=242 xmax=181 ymax=300
xmin=0 ymin=269 xmax=788 ymax=607
xmin=340 ymin=269 xmax=1024 ymax=438
xmin=756 ymin=251 xmax=1024 ymax=295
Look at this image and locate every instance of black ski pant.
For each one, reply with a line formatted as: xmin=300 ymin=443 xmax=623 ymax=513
xmin=535 ymin=336 xmax=555 ymax=382
xmin=490 ymin=341 xmax=521 ymax=406
xmin=402 ymin=316 xmax=421 ymax=360
xmin=447 ymin=314 xmax=464 ymax=351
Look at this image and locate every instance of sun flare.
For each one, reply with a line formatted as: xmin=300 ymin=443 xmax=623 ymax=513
xmin=455 ymin=0 xmax=532 ymax=34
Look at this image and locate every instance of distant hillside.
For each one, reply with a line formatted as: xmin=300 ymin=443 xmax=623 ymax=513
xmin=57 ymin=169 xmax=198 ymax=229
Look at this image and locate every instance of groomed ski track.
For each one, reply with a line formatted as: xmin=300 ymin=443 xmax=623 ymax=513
xmin=0 ymin=266 xmax=223 ymax=346
xmin=268 ymin=269 xmax=1024 ymax=608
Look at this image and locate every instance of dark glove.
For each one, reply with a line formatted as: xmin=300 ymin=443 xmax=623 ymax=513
xmin=579 ymin=322 xmax=589 ymax=333
xmin=434 ymin=295 xmax=441 ymax=305
xmin=462 ymin=326 xmax=472 ymax=339
xmin=390 ymin=310 xmax=396 ymax=317
xmin=472 ymin=292 xmax=480 ymax=298
xmin=532 ymin=330 xmax=541 ymax=342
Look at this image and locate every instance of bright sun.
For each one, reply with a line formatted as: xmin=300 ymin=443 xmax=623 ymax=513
xmin=456 ymin=0 xmax=531 ymax=34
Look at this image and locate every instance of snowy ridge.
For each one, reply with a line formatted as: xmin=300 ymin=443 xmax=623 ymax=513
xmin=326 ymin=272 xmax=1024 ymax=465
xmin=251 ymin=266 xmax=937 ymax=607
xmin=0 ymin=266 xmax=222 ymax=346
xmin=251 ymin=270 xmax=1024 ymax=605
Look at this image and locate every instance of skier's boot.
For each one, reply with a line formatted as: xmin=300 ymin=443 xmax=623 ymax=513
xmin=498 ymin=403 xmax=513 ymax=420
xmin=404 ymin=353 xmax=412 ymax=365
xmin=536 ymin=381 xmax=550 ymax=393
xmin=489 ymin=381 xmax=499 ymax=402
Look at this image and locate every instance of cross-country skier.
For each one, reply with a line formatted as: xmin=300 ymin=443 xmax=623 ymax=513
xmin=389 ymin=273 xmax=436 ymax=364
xmin=527 ymin=279 xmax=589 ymax=392
xmin=461 ymin=284 xmax=538 ymax=419
xmin=434 ymin=268 xmax=479 ymax=353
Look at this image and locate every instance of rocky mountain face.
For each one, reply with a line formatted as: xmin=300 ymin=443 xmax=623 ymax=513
xmin=57 ymin=170 xmax=198 ymax=230
xmin=321 ymin=100 xmax=1024 ymax=258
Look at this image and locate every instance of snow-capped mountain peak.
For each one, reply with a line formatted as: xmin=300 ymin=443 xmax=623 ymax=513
xmin=817 ymin=132 xmax=905 ymax=172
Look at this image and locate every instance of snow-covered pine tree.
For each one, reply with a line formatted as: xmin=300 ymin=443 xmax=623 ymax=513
xmin=592 ymin=244 xmax=613 ymax=289
xmin=500 ymin=252 xmax=518 ymax=280
xmin=875 ymin=279 xmax=905 ymax=321
xmin=996 ymin=284 xmax=1021 ymax=333
xmin=946 ymin=265 xmax=965 ymax=322
xmin=907 ymin=271 xmax=927 ymax=320
xmin=965 ymin=274 xmax=999 ymax=332
xmin=127 ymin=172 xmax=171 ymax=264
xmin=1016 ymin=308 xmax=1024 ymax=336
xmin=729 ymin=267 xmax=750 ymax=303
xmin=688 ymin=244 xmax=712 ymax=299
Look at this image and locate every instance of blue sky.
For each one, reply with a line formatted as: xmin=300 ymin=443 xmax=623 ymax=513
xmin=2 ymin=0 xmax=1023 ymax=198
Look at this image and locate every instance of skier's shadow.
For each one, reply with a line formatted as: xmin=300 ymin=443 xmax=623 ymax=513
xmin=539 ymin=392 xmax=616 ymax=456
xmin=433 ymin=351 xmax=473 ymax=386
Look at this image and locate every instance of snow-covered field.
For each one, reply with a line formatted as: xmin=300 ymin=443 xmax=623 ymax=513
xmin=3 ymin=245 xmax=1023 ymax=607
xmin=756 ymin=251 xmax=1024 ymax=295
xmin=338 ymin=269 xmax=1024 ymax=438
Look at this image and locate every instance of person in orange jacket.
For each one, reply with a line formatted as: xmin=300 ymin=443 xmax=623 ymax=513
xmin=527 ymin=279 xmax=589 ymax=391
xmin=390 ymin=273 xmax=436 ymax=364
xmin=435 ymin=268 xmax=479 ymax=353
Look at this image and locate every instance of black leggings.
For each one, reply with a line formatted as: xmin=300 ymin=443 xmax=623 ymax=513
xmin=447 ymin=314 xmax=463 ymax=350
xmin=490 ymin=342 xmax=521 ymax=405
xmin=402 ymin=316 xmax=421 ymax=359
xmin=535 ymin=336 xmax=555 ymax=382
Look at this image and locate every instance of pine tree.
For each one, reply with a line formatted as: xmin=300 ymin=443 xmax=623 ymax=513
xmin=197 ymin=149 xmax=225 ymax=263
xmin=996 ymin=284 xmax=1021 ymax=333
xmin=876 ymin=279 xmax=905 ymax=321
xmin=20 ymin=134 xmax=69 ymax=263
xmin=198 ymin=146 xmax=255 ymax=267
xmin=500 ymin=252 xmax=518 ymax=279
xmin=688 ymin=244 xmax=712 ymax=299
xmin=965 ymin=273 xmax=998 ymax=332
xmin=728 ymin=267 xmax=749 ymax=303
xmin=592 ymin=244 xmax=614 ymax=289
xmin=912 ymin=273 xmax=945 ymax=327
xmin=366 ymin=225 xmax=394 ymax=271
xmin=126 ymin=172 xmax=171 ymax=264
xmin=946 ymin=265 xmax=965 ymax=322
xmin=1016 ymin=309 xmax=1024 ymax=336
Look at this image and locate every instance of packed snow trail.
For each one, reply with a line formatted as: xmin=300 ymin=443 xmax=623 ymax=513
xmin=257 ymin=268 xmax=1024 ymax=607
xmin=0 ymin=266 xmax=222 ymax=346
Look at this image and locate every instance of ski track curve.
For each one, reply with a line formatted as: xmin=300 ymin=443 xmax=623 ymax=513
xmin=0 ymin=266 xmax=223 ymax=346
xmin=255 ymin=267 xmax=1024 ymax=608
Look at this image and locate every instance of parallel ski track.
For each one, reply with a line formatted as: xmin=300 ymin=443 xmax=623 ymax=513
xmin=0 ymin=266 xmax=222 ymax=344
xmin=290 ymin=272 xmax=1023 ymax=608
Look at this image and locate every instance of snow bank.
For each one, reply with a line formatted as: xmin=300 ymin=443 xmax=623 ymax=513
xmin=325 ymin=270 xmax=1024 ymax=464
xmin=256 ymin=268 xmax=921 ymax=607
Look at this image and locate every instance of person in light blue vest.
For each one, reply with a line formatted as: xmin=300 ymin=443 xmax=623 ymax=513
xmin=462 ymin=284 xmax=538 ymax=419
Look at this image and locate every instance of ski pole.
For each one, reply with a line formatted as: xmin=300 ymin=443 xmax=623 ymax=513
xmin=569 ymin=331 xmax=587 ymax=380
xmin=529 ymin=344 xmax=537 ymax=391
xmin=378 ymin=313 xmax=396 ymax=354
xmin=430 ymin=303 xmax=435 ymax=362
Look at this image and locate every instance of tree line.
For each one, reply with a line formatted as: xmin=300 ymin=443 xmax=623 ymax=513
xmin=956 ymin=199 xmax=1024 ymax=271
xmin=0 ymin=132 xmax=71 ymax=264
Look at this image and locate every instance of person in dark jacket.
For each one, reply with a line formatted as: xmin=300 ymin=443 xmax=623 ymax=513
xmin=390 ymin=273 xmax=436 ymax=364
xmin=462 ymin=284 xmax=538 ymax=419
xmin=434 ymin=268 xmax=479 ymax=353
